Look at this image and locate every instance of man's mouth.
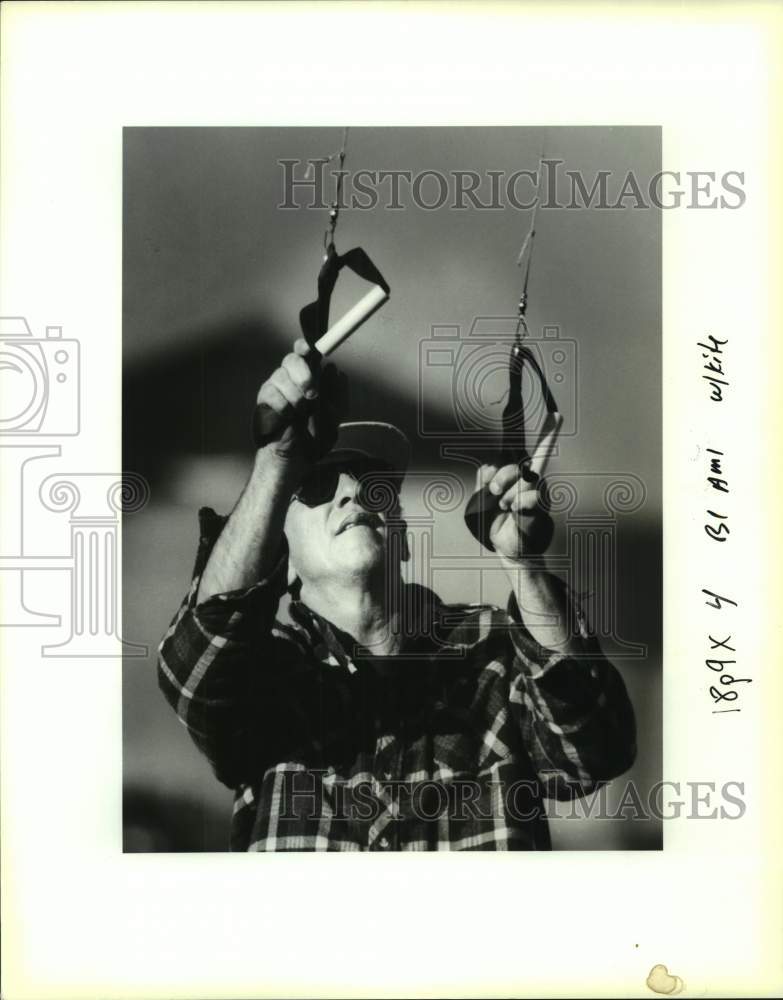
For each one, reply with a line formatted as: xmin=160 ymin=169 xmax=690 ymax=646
xmin=336 ymin=512 xmax=383 ymax=535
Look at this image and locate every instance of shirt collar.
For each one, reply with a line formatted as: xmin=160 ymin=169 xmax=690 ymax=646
xmin=288 ymin=584 xmax=449 ymax=673
xmin=289 ymin=600 xmax=360 ymax=673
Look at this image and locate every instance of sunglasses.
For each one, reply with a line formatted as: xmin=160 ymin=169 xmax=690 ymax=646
xmin=291 ymin=459 xmax=399 ymax=509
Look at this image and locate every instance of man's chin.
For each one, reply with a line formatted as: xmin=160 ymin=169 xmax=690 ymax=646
xmin=334 ymin=528 xmax=386 ymax=567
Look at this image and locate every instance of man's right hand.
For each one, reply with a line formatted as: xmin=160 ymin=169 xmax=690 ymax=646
xmin=197 ymin=341 xmax=345 ymax=603
xmin=254 ymin=338 xmax=344 ymax=464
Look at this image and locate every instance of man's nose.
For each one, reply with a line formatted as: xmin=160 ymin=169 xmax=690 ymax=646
xmin=335 ymin=472 xmax=361 ymax=507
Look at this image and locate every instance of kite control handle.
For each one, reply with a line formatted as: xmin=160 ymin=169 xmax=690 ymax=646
xmin=463 ymin=144 xmax=564 ymax=551
xmin=251 ymin=285 xmax=388 ymax=447
xmin=463 ymin=412 xmax=563 ymax=550
xmin=463 ymin=343 xmax=562 ymax=551
xmin=253 ymin=245 xmax=390 ymax=449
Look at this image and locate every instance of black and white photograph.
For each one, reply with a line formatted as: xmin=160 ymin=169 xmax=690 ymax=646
xmin=122 ymin=126 xmax=662 ymax=852
xmin=2 ymin=3 xmax=780 ymax=997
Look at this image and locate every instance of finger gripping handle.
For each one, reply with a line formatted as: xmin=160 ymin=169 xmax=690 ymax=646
xmin=252 ymin=347 xmax=321 ymax=450
xmin=251 ymin=395 xmax=336 ymax=463
xmin=252 ymin=401 xmax=286 ymax=449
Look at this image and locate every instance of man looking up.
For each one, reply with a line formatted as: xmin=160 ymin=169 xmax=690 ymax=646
xmin=158 ymin=338 xmax=636 ymax=850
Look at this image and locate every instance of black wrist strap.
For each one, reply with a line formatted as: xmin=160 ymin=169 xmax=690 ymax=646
xmin=464 ymin=341 xmax=560 ymax=551
xmin=298 ymin=243 xmax=390 ymax=348
xmin=253 ymin=244 xmax=389 ymax=453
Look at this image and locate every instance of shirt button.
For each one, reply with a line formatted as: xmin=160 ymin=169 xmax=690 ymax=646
xmin=378 ymin=836 xmax=390 ymax=850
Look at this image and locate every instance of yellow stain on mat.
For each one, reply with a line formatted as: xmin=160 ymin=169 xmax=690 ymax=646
xmin=646 ymin=964 xmax=684 ymax=995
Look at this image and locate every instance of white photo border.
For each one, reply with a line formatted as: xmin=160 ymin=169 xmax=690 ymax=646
xmin=1 ymin=2 xmax=782 ymax=998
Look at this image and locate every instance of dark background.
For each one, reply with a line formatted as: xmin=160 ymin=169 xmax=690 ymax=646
xmin=123 ymin=127 xmax=661 ymax=851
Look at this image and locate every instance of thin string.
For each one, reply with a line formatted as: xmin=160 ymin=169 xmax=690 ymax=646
xmin=515 ymin=146 xmax=545 ymax=339
xmin=303 ymin=128 xmax=350 ymax=252
xmin=489 ymin=144 xmax=546 ymax=407
xmin=325 ymin=127 xmax=349 ymax=250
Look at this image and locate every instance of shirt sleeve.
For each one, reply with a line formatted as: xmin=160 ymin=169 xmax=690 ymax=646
xmin=157 ymin=507 xmax=312 ymax=789
xmin=504 ymin=591 xmax=637 ymax=800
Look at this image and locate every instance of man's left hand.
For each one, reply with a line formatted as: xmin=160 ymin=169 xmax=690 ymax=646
xmin=477 ymin=463 xmax=554 ymax=562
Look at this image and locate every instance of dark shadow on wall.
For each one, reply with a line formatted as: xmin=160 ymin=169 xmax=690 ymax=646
xmin=123 ymin=312 xmax=457 ymax=497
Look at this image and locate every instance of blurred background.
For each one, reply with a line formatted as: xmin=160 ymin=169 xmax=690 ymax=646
xmin=123 ymin=127 xmax=661 ymax=851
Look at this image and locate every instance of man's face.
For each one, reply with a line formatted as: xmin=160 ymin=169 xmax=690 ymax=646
xmin=284 ymin=460 xmax=398 ymax=590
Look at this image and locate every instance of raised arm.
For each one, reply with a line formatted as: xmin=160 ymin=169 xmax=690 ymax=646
xmin=477 ymin=461 xmax=585 ymax=654
xmin=475 ymin=462 xmax=637 ymax=795
xmin=196 ymin=337 xmax=332 ymax=603
xmin=158 ymin=339 xmax=341 ymax=787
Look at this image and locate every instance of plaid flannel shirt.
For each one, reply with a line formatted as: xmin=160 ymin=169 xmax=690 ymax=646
xmin=158 ymin=508 xmax=636 ymax=851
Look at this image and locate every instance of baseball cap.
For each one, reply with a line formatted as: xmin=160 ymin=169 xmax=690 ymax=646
xmin=319 ymin=421 xmax=410 ymax=476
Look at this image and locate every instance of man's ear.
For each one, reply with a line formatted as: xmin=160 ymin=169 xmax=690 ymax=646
xmin=400 ymin=519 xmax=410 ymax=563
xmin=390 ymin=517 xmax=410 ymax=563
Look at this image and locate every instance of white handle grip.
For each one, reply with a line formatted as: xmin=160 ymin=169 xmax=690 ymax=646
xmin=529 ymin=412 xmax=564 ymax=478
xmin=313 ymin=284 xmax=389 ymax=356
